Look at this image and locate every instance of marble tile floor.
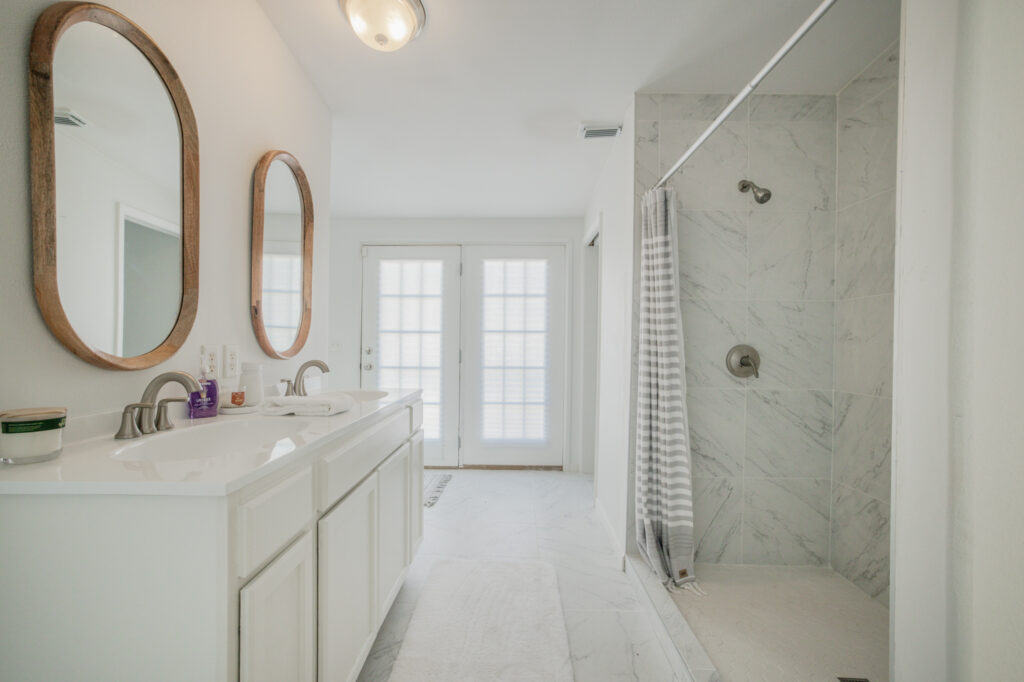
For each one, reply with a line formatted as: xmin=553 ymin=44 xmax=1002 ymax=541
xmin=356 ymin=470 xmax=679 ymax=681
xmin=672 ymin=564 xmax=889 ymax=682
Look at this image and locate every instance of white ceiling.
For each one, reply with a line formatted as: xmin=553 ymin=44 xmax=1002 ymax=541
xmin=256 ymin=0 xmax=900 ymax=218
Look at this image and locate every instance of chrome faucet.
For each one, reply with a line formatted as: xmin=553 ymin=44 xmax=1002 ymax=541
xmin=294 ymin=360 xmax=329 ymax=397
xmin=136 ymin=371 xmax=203 ymax=435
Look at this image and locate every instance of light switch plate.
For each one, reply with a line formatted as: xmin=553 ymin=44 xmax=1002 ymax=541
xmin=200 ymin=345 xmax=220 ymax=379
xmin=223 ymin=345 xmax=239 ymax=378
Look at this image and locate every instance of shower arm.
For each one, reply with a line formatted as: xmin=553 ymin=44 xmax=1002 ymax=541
xmin=652 ymin=0 xmax=840 ymax=191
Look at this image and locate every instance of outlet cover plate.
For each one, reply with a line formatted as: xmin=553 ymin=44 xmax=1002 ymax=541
xmin=223 ymin=345 xmax=239 ymax=378
xmin=200 ymin=345 xmax=220 ymax=379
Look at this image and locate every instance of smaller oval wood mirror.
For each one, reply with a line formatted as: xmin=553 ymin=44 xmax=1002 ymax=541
xmin=251 ymin=151 xmax=314 ymax=358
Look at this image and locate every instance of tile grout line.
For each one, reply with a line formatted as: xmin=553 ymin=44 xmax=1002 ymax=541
xmin=740 ymin=96 xmax=750 ymax=565
xmin=833 ymin=479 xmax=892 ymax=508
xmin=839 ymin=80 xmax=900 ymax=129
xmin=835 ymin=184 xmax=898 ymax=214
xmin=835 ymin=37 xmax=899 ymax=99
xmin=830 ymin=86 xmax=840 ymax=570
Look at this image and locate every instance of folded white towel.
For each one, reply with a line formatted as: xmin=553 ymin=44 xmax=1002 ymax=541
xmin=261 ymin=394 xmax=356 ymax=417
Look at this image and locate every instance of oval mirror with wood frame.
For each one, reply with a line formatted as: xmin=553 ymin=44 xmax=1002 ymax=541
xmin=251 ymin=151 xmax=314 ymax=359
xmin=29 ymin=2 xmax=199 ymax=370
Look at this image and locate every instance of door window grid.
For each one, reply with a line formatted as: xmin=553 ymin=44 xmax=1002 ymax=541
xmin=481 ymin=260 xmax=548 ymax=441
xmin=376 ymin=260 xmax=443 ymax=440
xmin=262 ymin=253 xmax=301 ymax=350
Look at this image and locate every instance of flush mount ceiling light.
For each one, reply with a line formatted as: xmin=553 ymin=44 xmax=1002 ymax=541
xmin=341 ymin=0 xmax=425 ymax=52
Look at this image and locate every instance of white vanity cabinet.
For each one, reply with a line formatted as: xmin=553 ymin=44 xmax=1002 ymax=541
xmin=240 ymin=416 xmax=423 ymax=682
xmin=240 ymin=531 xmax=316 ymax=682
xmin=317 ymin=427 xmax=424 ymax=682
xmin=318 ymin=473 xmax=379 ymax=682
xmin=410 ymin=430 xmax=424 ymax=555
xmin=0 ymin=393 xmax=424 ymax=682
xmin=377 ymin=442 xmax=411 ymax=616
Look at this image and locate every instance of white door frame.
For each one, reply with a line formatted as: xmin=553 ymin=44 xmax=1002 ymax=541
xmin=114 ymin=203 xmax=180 ymax=356
xmin=358 ymin=240 xmax=574 ymax=469
xmin=581 ymin=214 xmax=602 ymax=480
xmin=360 ymin=245 xmax=462 ymax=467
xmin=460 ymin=244 xmax=568 ymax=467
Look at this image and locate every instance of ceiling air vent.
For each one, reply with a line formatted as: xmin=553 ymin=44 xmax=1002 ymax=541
xmin=54 ymin=107 xmax=87 ymax=127
xmin=578 ymin=123 xmax=622 ymax=139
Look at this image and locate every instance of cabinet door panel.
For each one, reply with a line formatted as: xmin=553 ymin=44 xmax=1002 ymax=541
xmin=318 ymin=473 xmax=378 ymax=682
xmin=319 ymin=410 xmax=409 ymax=512
xmin=410 ymin=431 xmax=424 ymax=556
xmin=377 ymin=443 xmax=411 ymax=618
xmin=240 ymin=531 xmax=315 ymax=682
xmin=237 ymin=467 xmax=313 ymax=579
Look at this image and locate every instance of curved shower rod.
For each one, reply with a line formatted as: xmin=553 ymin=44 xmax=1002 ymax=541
xmin=652 ymin=0 xmax=841 ymax=191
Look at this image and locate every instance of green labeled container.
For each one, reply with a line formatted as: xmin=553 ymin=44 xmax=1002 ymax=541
xmin=0 ymin=407 xmax=67 ymax=464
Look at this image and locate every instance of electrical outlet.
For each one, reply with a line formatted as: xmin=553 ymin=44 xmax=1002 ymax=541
xmin=223 ymin=345 xmax=239 ymax=378
xmin=200 ymin=345 xmax=220 ymax=378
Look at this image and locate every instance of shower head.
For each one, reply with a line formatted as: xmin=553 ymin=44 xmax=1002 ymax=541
xmin=738 ymin=179 xmax=772 ymax=204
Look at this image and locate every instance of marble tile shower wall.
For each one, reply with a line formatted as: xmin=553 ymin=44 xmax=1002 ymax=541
xmin=832 ymin=40 xmax=899 ymax=606
xmin=634 ymin=41 xmax=898 ymax=609
xmin=635 ymin=93 xmax=838 ymax=569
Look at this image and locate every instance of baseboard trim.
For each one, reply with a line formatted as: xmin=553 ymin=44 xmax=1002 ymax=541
xmin=593 ymin=498 xmax=626 ymax=571
xmin=425 ymin=465 xmax=564 ymax=471
xmin=624 ymin=553 xmax=720 ymax=682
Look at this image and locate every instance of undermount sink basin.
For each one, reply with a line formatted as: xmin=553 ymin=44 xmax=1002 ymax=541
xmin=112 ymin=417 xmax=311 ymax=465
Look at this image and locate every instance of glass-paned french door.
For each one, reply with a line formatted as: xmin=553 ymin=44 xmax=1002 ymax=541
xmin=361 ymin=244 xmax=566 ymax=467
xmin=361 ymin=246 xmax=461 ymax=466
xmin=461 ymin=245 xmax=566 ymax=466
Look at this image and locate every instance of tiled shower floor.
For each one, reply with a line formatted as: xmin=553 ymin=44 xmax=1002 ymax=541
xmin=356 ymin=470 xmax=678 ymax=681
xmin=672 ymin=564 xmax=889 ymax=682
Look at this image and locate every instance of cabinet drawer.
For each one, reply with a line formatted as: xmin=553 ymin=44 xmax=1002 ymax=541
xmin=319 ymin=410 xmax=410 ymax=511
xmin=238 ymin=467 xmax=314 ymax=578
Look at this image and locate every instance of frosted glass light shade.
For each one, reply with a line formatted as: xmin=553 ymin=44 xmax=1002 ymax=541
xmin=342 ymin=0 xmax=425 ymax=52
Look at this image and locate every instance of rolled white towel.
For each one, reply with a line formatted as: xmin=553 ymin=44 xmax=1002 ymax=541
xmin=261 ymin=394 xmax=356 ymax=417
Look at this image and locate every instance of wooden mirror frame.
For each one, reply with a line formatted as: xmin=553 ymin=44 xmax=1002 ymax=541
xmin=250 ymin=151 xmax=314 ymax=359
xmin=29 ymin=2 xmax=199 ymax=371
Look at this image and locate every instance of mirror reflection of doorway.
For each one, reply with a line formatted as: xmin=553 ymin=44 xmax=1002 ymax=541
xmin=116 ymin=205 xmax=181 ymax=357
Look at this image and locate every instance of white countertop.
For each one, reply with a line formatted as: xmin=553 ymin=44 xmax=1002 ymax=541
xmin=0 ymin=389 xmax=421 ymax=497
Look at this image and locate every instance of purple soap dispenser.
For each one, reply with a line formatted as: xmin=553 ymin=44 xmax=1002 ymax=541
xmin=188 ymin=353 xmax=219 ymax=419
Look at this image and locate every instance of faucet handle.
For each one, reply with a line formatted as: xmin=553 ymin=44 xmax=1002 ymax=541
xmin=156 ymin=398 xmax=188 ymax=431
xmin=115 ymin=403 xmax=152 ymax=440
xmin=280 ymin=379 xmax=295 ymax=397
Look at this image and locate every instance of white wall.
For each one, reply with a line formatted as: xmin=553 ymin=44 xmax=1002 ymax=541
xmin=948 ymin=0 xmax=1024 ymax=678
xmin=891 ymin=0 xmax=956 ymax=678
xmin=895 ymin=0 xmax=1024 ymax=678
xmin=584 ymin=101 xmax=636 ymax=556
xmin=0 ymin=0 xmax=331 ymax=415
xmin=328 ymin=217 xmax=587 ymax=470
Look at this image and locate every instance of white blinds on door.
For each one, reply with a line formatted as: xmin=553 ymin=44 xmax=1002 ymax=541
xmin=377 ymin=260 xmax=444 ymax=439
xmin=480 ymin=259 xmax=549 ymax=442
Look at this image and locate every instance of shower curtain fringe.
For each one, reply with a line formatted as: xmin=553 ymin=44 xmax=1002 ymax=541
xmin=679 ymin=581 xmax=709 ymax=598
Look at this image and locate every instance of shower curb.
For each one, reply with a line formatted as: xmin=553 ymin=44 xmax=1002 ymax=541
xmin=624 ymin=553 xmax=721 ymax=682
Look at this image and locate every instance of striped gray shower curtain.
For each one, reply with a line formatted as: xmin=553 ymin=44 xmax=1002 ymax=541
xmin=635 ymin=187 xmax=696 ymax=589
